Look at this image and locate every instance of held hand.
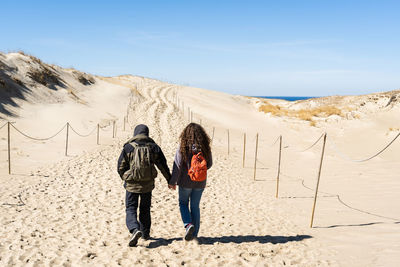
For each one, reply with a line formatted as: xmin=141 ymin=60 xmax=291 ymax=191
xmin=168 ymin=184 xmax=176 ymax=190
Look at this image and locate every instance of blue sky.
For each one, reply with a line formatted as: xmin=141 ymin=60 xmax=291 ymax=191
xmin=1 ymin=0 xmax=399 ymax=96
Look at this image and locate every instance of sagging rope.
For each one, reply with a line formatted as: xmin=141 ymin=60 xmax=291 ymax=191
xmin=269 ymin=135 xmax=280 ymax=147
xmin=11 ymin=123 xmax=67 ymax=141
xmin=0 ymin=122 xmax=8 ymax=130
xmin=256 ymin=159 xmax=270 ymax=169
xmin=280 ymin=173 xmax=400 ymax=221
xmin=284 ymin=133 xmax=324 ymax=153
xmin=328 ymin=132 xmax=400 ymax=162
xmin=11 ymin=123 xmax=103 ymax=140
xmin=69 ymin=124 xmax=97 ymax=138
xmin=2 ymin=193 xmax=26 ymax=207
xmin=99 ymin=124 xmax=112 ymax=132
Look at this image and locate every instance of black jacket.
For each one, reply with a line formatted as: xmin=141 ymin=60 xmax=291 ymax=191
xmin=117 ymin=125 xmax=171 ymax=193
xmin=169 ymin=147 xmax=213 ymax=189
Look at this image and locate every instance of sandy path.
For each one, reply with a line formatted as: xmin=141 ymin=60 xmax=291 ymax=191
xmin=0 ymin=80 xmax=337 ymax=266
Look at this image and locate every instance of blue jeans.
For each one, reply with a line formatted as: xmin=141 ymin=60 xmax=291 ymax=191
xmin=178 ymin=187 xmax=204 ymax=237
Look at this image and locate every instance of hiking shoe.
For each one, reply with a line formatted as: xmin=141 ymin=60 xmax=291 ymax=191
xmin=129 ymin=229 xmax=142 ymax=247
xmin=184 ymin=224 xmax=195 ymax=241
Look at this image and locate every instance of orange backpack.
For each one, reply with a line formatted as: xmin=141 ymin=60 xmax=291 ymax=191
xmin=188 ymin=152 xmax=207 ymax=182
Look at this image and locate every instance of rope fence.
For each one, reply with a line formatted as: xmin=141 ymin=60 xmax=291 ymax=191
xmin=207 ymin=122 xmax=400 ymax=228
xmin=283 ymin=133 xmax=325 ymax=153
xmin=328 ymin=133 xmax=400 ymax=162
xmin=11 ymin=123 xmax=67 ymax=141
xmin=2 ymin=118 xmax=131 ymax=174
xmin=283 ymin=173 xmax=400 ymax=222
xmin=127 ymin=89 xmax=400 ymax=228
xmin=69 ymin=124 xmax=98 ymax=138
xmin=169 ymin=92 xmax=400 ymax=229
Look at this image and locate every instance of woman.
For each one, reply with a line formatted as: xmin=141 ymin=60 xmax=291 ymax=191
xmin=168 ymin=123 xmax=213 ymax=241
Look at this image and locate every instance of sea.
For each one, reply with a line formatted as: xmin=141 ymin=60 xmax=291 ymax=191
xmin=254 ymin=96 xmax=317 ymax=101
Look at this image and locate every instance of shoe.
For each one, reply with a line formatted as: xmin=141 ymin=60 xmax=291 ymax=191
xmin=143 ymin=233 xmax=151 ymax=240
xmin=129 ymin=229 xmax=143 ymax=247
xmin=184 ymin=224 xmax=195 ymax=241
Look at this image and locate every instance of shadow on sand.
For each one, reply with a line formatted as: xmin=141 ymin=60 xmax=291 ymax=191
xmin=313 ymin=221 xmax=400 ymax=229
xmin=147 ymin=234 xmax=312 ymax=248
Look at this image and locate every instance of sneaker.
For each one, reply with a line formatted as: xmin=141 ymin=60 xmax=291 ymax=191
xmin=129 ymin=229 xmax=142 ymax=247
xmin=184 ymin=224 xmax=195 ymax=241
xmin=143 ymin=233 xmax=151 ymax=240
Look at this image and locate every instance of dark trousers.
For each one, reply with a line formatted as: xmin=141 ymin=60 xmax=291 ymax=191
xmin=125 ymin=190 xmax=152 ymax=235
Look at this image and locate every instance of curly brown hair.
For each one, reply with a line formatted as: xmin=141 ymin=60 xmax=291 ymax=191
xmin=179 ymin=123 xmax=211 ymax=165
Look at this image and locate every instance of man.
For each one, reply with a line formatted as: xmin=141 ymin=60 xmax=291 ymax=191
xmin=117 ymin=124 xmax=171 ymax=247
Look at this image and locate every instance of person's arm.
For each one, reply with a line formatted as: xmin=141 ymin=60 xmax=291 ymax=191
xmin=207 ymin=151 xmax=213 ymax=169
xmin=117 ymin=145 xmax=130 ymax=180
xmin=154 ymin=145 xmax=172 ymax=183
xmin=169 ymin=148 xmax=182 ymax=184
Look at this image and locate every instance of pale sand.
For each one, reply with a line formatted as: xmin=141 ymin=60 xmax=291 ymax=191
xmin=0 ymin=54 xmax=399 ymax=266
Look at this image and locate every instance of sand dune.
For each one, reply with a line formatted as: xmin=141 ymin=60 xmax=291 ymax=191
xmin=0 ymin=53 xmax=399 ymax=266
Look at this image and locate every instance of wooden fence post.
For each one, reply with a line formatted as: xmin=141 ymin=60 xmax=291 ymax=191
xmin=276 ymin=135 xmax=282 ymax=198
xmin=65 ymin=122 xmax=69 ymax=156
xmin=243 ymin=133 xmax=246 ymax=168
xmin=8 ymin=122 xmax=11 ymax=174
xmin=211 ymin=127 xmax=215 ymax=145
xmin=112 ymin=121 xmax=116 ymax=138
xmin=310 ymin=133 xmax=327 ymax=228
xmin=253 ymin=133 xmax=259 ymax=181
xmin=227 ymin=129 xmax=230 ymax=155
xmin=97 ymin=124 xmax=100 ymax=145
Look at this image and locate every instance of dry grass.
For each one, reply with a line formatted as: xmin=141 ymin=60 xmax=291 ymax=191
xmin=12 ymin=77 xmax=24 ymax=87
xmin=258 ymin=102 xmax=287 ymax=116
xmin=259 ymin=101 xmax=343 ymax=126
xmin=28 ymin=67 xmax=63 ymax=87
xmin=67 ymin=89 xmax=87 ymax=104
xmin=17 ymin=51 xmax=43 ymax=65
xmin=17 ymin=50 xmax=29 ymax=57
xmin=297 ymin=106 xmax=342 ymax=119
xmin=77 ymin=74 xmax=95 ymax=86
xmin=17 ymin=51 xmax=64 ymax=87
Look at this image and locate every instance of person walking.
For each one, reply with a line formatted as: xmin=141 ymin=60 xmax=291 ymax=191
xmin=117 ymin=124 xmax=171 ymax=247
xmin=168 ymin=123 xmax=213 ymax=241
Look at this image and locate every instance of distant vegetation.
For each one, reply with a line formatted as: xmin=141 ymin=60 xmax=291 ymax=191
xmin=75 ymin=72 xmax=95 ymax=86
xmin=28 ymin=67 xmax=63 ymax=87
xmin=24 ymin=52 xmax=65 ymax=88
xmin=258 ymin=101 xmax=343 ymax=126
xmin=389 ymin=127 xmax=400 ymax=132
